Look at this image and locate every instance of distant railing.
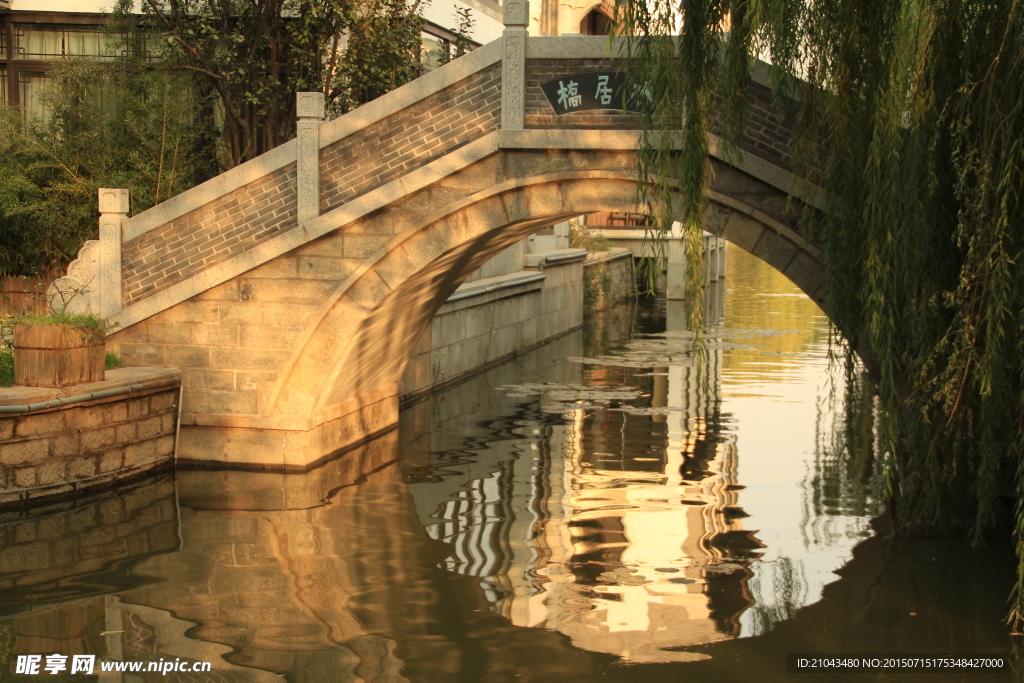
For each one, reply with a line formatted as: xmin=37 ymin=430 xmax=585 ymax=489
xmin=584 ymin=211 xmax=651 ymax=228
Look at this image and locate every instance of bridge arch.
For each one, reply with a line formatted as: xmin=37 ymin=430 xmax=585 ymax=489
xmin=267 ymin=159 xmax=826 ymax=424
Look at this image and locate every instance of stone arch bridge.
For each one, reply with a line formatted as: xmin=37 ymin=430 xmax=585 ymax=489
xmin=59 ymin=9 xmax=825 ymax=466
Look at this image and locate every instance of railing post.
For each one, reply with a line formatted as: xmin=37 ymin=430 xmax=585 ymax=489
xmin=98 ymin=188 xmax=128 ymax=318
xmin=502 ymin=0 xmax=529 ymax=130
xmin=296 ymin=92 xmax=325 ymax=225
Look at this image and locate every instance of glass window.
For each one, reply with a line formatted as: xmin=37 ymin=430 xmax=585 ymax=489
xmin=14 ymin=26 xmax=120 ymax=61
xmin=19 ymin=71 xmax=50 ymax=122
xmin=421 ymin=31 xmax=448 ymax=72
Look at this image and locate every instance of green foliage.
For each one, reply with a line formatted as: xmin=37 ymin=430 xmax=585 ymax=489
xmin=616 ymin=0 xmax=1024 ymax=627
xmin=332 ymin=0 xmax=426 ymax=114
xmin=129 ymin=0 xmax=425 ymax=163
xmin=16 ymin=310 xmax=109 ymax=332
xmin=0 ymin=313 xmax=12 ymax=388
xmin=438 ymin=7 xmax=476 ymax=66
xmin=0 ymin=622 xmax=13 ymax=680
xmin=0 ymin=339 xmax=12 ymax=388
xmin=568 ymin=218 xmax=610 ymax=251
xmin=451 ymin=8 xmax=476 ymax=61
xmin=0 ymin=55 xmax=214 ymax=277
xmin=105 ymin=351 xmax=123 ymax=370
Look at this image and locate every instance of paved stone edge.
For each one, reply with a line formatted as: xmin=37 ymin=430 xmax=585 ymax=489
xmin=0 ymin=367 xmax=181 ymax=407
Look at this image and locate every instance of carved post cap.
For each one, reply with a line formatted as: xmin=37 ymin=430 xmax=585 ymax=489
xmin=503 ymin=0 xmax=529 ymax=26
xmin=98 ymin=188 xmax=129 ymax=215
xmin=296 ymin=92 xmax=325 ymax=120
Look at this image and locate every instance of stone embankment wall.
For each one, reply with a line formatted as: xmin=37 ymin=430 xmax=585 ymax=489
xmin=0 ymin=368 xmax=181 ymax=508
xmin=401 ymin=246 xmax=637 ymax=403
xmin=0 ymin=475 xmax=179 ymax=600
xmin=584 ymin=249 xmax=635 ymax=311
xmin=400 ymin=249 xmax=586 ymax=402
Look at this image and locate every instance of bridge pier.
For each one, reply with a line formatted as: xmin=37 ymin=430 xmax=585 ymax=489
xmin=176 ymin=384 xmax=400 ymax=470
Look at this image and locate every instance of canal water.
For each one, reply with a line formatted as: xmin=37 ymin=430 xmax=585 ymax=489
xmin=0 ymin=249 xmax=1016 ymax=681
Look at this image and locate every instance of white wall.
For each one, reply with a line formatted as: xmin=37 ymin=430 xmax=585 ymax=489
xmin=9 ymin=0 xmax=505 ymax=44
xmin=10 ymin=0 xmax=119 ymax=10
xmin=422 ymin=0 xmax=504 ymax=44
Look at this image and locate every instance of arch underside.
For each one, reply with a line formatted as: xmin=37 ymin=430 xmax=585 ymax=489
xmin=270 ymin=149 xmax=826 ymax=423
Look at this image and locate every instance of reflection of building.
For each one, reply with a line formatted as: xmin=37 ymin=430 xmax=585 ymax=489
xmin=409 ymin=289 xmax=759 ymax=664
xmin=0 ymin=293 xmax=752 ymax=676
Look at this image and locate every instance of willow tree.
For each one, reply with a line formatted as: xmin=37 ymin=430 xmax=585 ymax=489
xmin=615 ymin=0 xmax=1024 ymax=626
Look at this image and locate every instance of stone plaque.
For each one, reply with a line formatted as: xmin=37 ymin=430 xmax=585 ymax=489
xmin=541 ymin=72 xmax=642 ymax=115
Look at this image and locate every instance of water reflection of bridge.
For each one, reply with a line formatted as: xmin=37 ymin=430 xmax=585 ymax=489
xmin=0 ymin=293 xmax=751 ymax=677
xmin=406 ymin=284 xmax=760 ymax=662
xmin=0 ymin=291 xmax=1015 ymax=680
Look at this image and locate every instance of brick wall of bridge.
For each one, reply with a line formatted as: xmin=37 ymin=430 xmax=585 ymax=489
xmin=319 ymin=64 xmax=502 ymax=214
xmin=119 ymin=65 xmax=501 ymax=311
xmin=117 ymin=52 xmax=804 ymax=314
xmin=715 ymin=80 xmax=800 ymax=173
xmin=121 ymin=163 xmax=298 ymax=307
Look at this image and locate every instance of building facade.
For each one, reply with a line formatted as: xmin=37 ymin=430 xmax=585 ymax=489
xmin=1 ymin=0 xmax=612 ymax=121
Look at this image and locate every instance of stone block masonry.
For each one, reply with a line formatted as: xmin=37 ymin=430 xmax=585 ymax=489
xmin=0 ymin=368 xmax=181 ymax=508
xmin=584 ymin=249 xmax=636 ymax=311
xmin=0 ymin=475 xmax=178 ymax=598
xmin=713 ymin=80 xmax=802 ymax=174
xmin=401 ymin=251 xmax=587 ymax=402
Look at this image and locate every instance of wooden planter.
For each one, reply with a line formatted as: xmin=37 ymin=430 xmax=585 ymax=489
xmin=0 ymin=275 xmax=53 ymax=316
xmin=13 ymin=323 xmax=106 ymax=388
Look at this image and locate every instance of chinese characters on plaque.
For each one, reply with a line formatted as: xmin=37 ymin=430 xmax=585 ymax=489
xmin=540 ymin=72 xmax=643 ymax=115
